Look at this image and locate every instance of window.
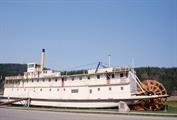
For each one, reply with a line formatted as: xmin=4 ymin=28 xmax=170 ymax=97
xmin=32 ymin=80 xmax=34 ymax=82
xmin=112 ymin=74 xmax=115 ymax=78
xmin=72 ymin=77 xmax=74 ymax=81
xmin=98 ymin=88 xmax=100 ymax=91
xmin=90 ymin=89 xmax=92 ymax=94
xmin=28 ymin=64 xmax=34 ymax=68
xmin=55 ymin=79 xmax=58 ymax=82
xmin=121 ymin=87 xmax=124 ymax=90
xmin=79 ymin=77 xmax=82 ymax=80
xmin=17 ymin=81 xmax=20 ymax=84
xmin=49 ymin=79 xmax=51 ymax=82
xmin=126 ymin=72 xmax=128 ymax=77
xmin=40 ymin=88 xmax=42 ymax=91
xmin=37 ymin=79 xmax=39 ymax=82
xmin=109 ymin=87 xmax=112 ymax=91
xmin=43 ymin=79 xmax=45 ymax=82
xmin=71 ymin=89 xmax=79 ymax=93
xmin=120 ymin=73 xmax=124 ymax=78
xmin=97 ymin=75 xmax=100 ymax=79
xmin=57 ymin=88 xmax=59 ymax=91
xmin=87 ymin=76 xmax=90 ymax=80
xmin=49 ymin=88 xmax=52 ymax=91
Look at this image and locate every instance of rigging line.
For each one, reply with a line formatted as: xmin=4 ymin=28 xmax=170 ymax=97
xmin=62 ymin=62 xmax=99 ymax=71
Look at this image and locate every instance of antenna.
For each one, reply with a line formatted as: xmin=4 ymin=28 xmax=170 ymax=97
xmin=131 ymin=57 xmax=134 ymax=68
xmin=108 ymin=54 xmax=111 ymax=67
xmin=131 ymin=57 xmax=135 ymax=73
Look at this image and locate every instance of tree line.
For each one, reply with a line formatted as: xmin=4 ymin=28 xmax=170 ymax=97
xmin=0 ymin=64 xmax=176 ymax=95
xmin=0 ymin=64 xmax=27 ymax=93
xmin=135 ymin=67 xmax=177 ymax=95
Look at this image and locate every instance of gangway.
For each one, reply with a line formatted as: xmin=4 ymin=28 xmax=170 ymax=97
xmin=0 ymin=97 xmax=31 ymax=107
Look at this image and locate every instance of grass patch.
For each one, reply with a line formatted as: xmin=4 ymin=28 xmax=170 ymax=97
xmin=131 ymin=101 xmax=177 ymax=114
xmin=167 ymin=101 xmax=177 ymax=113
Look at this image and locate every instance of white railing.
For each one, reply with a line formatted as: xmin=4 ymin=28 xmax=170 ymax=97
xmin=5 ymin=76 xmax=24 ymax=80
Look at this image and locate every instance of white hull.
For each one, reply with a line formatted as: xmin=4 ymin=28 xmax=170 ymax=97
xmin=0 ymin=98 xmax=122 ymax=108
xmin=0 ymin=95 xmax=168 ymax=108
xmin=31 ymin=101 xmax=119 ymax=108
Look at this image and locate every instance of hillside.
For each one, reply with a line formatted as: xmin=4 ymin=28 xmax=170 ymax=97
xmin=0 ymin=64 xmax=27 ymax=94
xmin=135 ymin=67 xmax=177 ymax=96
xmin=0 ymin=64 xmax=176 ymax=95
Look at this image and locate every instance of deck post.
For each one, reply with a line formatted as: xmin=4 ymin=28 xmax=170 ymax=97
xmin=118 ymin=101 xmax=130 ymax=113
xmin=27 ymin=98 xmax=31 ymax=108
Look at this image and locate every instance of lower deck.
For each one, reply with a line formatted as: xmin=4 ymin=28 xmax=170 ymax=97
xmin=3 ymin=83 xmax=132 ymax=100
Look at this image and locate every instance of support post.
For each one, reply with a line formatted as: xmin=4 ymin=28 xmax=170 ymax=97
xmin=118 ymin=101 xmax=130 ymax=113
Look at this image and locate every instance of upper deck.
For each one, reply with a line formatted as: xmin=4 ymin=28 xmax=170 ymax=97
xmin=5 ymin=67 xmax=131 ymax=81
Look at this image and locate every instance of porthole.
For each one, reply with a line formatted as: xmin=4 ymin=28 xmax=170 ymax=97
xmin=98 ymin=88 xmax=100 ymax=91
xmin=109 ymin=87 xmax=112 ymax=91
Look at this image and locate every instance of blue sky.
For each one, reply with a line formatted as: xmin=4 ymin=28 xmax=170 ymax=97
xmin=0 ymin=0 xmax=176 ymax=70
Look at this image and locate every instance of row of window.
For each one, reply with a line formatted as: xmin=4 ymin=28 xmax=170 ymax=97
xmin=6 ymin=73 xmax=128 ymax=84
xmin=14 ymin=87 xmax=124 ymax=93
xmin=70 ymin=73 xmax=117 ymax=81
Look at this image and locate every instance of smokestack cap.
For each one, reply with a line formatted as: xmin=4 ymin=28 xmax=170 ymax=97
xmin=42 ymin=49 xmax=45 ymax=52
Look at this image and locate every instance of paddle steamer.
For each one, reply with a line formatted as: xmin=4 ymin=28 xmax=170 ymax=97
xmin=2 ymin=49 xmax=168 ymax=110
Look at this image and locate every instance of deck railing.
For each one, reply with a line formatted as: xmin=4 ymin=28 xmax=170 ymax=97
xmin=5 ymin=75 xmax=24 ymax=80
